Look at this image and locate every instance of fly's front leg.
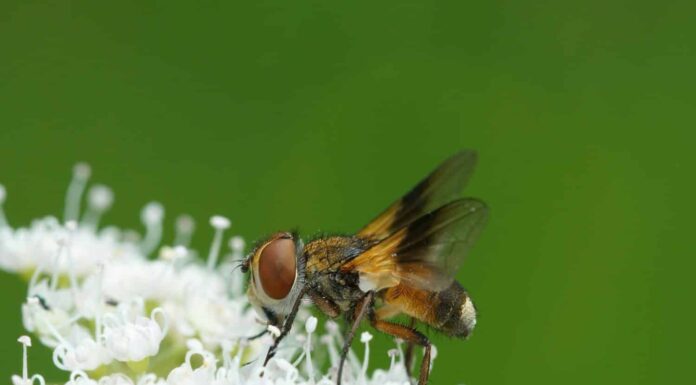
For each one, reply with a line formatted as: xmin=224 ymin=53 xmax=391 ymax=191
xmin=336 ymin=291 xmax=374 ymax=385
xmin=247 ymin=329 xmax=269 ymax=340
xmin=263 ymin=286 xmax=309 ymax=367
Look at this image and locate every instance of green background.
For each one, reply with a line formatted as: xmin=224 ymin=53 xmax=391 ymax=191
xmin=0 ymin=1 xmax=693 ymax=383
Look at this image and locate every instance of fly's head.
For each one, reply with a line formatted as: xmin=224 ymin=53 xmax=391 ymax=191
xmin=243 ymin=232 xmax=304 ymax=328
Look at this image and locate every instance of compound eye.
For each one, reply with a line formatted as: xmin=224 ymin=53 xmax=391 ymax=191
xmin=258 ymin=237 xmax=297 ymax=300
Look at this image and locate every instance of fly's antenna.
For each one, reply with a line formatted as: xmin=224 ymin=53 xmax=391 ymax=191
xmin=230 ymin=260 xmax=246 ymax=274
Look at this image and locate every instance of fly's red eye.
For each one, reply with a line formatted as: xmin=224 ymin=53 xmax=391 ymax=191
xmin=258 ymin=238 xmax=297 ymax=300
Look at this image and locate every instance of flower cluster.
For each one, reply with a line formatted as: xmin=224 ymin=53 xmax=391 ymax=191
xmin=0 ymin=164 xmax=423 ymax=385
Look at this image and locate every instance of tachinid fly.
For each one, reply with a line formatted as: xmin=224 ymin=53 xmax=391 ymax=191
xmin=242 ymin=150 xmax=489 ymax=385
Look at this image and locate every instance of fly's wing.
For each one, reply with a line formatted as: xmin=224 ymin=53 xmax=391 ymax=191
xmin=343 ymin=199 xmax=488 ymax=292
xmin=358 ymin=150 xmax=478 ymax=242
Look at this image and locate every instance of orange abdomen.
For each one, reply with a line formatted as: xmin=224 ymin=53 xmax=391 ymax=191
xmin=380 ymin=281 xmax=477 ymax=338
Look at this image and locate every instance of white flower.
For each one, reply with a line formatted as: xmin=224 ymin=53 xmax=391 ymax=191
xmin=166 ymin=349 xmax=217 ymax=385
xmin=21 ymin=296 xmax=73 ymax=348
xmin=184 ymin=294 xmax=258 ymax=347
xmin=140 ymin=202 xmax=165 ymax=256
xmin=82 ymin=184 xmax=114 ymax=230
xmin=0 ymin=217 xmax=140 ymax=275
xmin=173 ymin=215 xmax=195 ymax=248
xmin=102 ymin=301 xmax=167 ymax=362
xmin=65 ymin=371 xmax=98 ymax=385
xmin=11 ymin=336 xmax=46 ymax=385
xmin=53 ymin=325 xmax=112 ymax=371
xmin=0 ymin=163 xmax=435 ymax=385
xmin=97 ymin=374 xmax=135 ymax=385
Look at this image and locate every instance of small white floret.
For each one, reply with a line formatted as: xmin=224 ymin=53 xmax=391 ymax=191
xmin=305 ymin=316 xmax=318 ymax=333
xmin=176 ymin=214 xmax=195 ymax=233
xmin=325 ymin=320 xmax=339 ymax=334
xmin=174 ymin=214 xmax=195 ymax=247
xmin=88 ymin=185 xmax=114 ymax=211
xmin=228 ymin=235 xmax=245 ymax=252
xmin=17 ymin=335 xmax=31 ymax=346
xmin=209 ymin=215 xmax=231 ymax=229
xmin=141 ymin=202 xmax=164 ymax=224
xmin=173 ymin=246 xmax=188 ymax=258
xmin=73 ymin=163 xmax=91 ymax=180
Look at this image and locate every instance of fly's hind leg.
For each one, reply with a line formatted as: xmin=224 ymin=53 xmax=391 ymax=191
xmin=369 ymin=314 xmax=432 ymax=385
xmin=404 ymin=317 xmax=417 ymax=378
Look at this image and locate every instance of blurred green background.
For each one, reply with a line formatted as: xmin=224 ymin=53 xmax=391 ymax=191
xmin=1 ymin=0 xmax=693 ymax=383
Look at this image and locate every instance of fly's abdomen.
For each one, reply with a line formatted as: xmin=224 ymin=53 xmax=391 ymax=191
xmin=381 ymin=281 xmax=477 ymax=338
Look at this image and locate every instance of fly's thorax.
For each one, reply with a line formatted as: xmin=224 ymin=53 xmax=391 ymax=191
xmin=304 ymin=235 xmax=374 ymax=273
xmin=303 ymin=235 xmax=374 ymax=311
xmin=306 ymin=268 xmax=365 ymax=312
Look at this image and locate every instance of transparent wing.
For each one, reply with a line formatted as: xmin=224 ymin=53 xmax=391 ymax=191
xmin=358 ymin=150 xmax=478 ymax=242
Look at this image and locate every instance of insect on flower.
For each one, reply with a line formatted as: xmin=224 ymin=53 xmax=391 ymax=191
xmin=242 ymin=150 xmax=489 ymax=385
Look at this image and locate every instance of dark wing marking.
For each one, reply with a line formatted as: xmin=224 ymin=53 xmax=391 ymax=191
xmin=358 ymin=150 xmax=478 ymax=242
xmin=344 ymin=198 xmax=488 ymax=292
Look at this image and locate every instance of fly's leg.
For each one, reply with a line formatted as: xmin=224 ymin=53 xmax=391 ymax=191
xmin=247 ymin=329 xmax=268 ymax=340
xmin=309 ymin=290 xmax=341 ymax=318
xmin=370 ymin=314 xmax=432 ymax=385
xmin=263 ymin=286 xmax=308 ymax=367
xmin=404 ymin=317 xmax=416 ymax=378
xmin=336 ymin=291 xmax=374 ymax=385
